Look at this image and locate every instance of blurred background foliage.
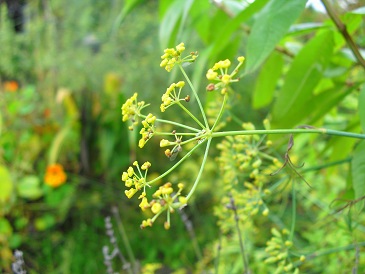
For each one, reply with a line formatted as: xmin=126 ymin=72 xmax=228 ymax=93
xmin=1 ymin=0 xmax=365 ymax=273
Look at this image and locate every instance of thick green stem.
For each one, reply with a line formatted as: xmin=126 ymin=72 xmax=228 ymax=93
xmin=211 ymin=128 xmax=365 ymax=139
xmin=178 ymin=64 xmax=209 ymax=128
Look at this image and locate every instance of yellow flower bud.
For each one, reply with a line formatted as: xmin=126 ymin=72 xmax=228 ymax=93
xmin=160 ymin=139 xmax=170 ymax=147
xmin=141 ymin=161 xmax=151 ymax=170
xmin=221 ymin=74 xmax=231 ymax=84
xmin=179 ymin=196 xmax=188 ymax=205
xmin=121 ymin=172 xmax=129 ymax=181
xmin=127 ymin=166 xmax=134 ymax=177
xmin=139 ymin=197 xmax=150 ymax=211
xmin=237 ymin=56 xmax=245 ymax=63
xmin=206 ymin=69 xmax=218 ymax=80
xmin=151 ymin=202 xmax=162 ymax=214
xmin=125 ymin=188 xmax=137 ymax=199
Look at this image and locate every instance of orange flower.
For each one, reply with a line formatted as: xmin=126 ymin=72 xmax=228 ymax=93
xmin=44 ymin=164 xmax=67 ymax=188
xmin=4 ymin=81 xmax=19 ymax=92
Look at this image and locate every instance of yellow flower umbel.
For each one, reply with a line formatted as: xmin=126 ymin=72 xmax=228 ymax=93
xmin=264 ymin=228 xmax=304 ymax=273
xmin=121 ymin=93 xmax=148 ymax=130
xmin=206 ymin=56 xmax=245 ymax=94
xmin=160 ymin=42 xmax=198 ymax=72
xmin=139 ymin=113 xmax=157 ymax=148
xmin=44 ymin=164 xmax=67 ymax=188
xmin=139 ymin=182 xmax=187 ymax=229
xmin=122 ymin=161 xmax=151 ymax=199
xmin=160 ymin=81 xmax=185 ymax=112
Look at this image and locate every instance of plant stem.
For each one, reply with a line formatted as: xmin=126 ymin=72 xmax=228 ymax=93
xmin=211 ymin=128 xmax=365 ymax=139
xmin=292 ymin=241 xmax=365 ymax=268
xmin=290 ymin=180 xmax=296 ymax=242
xmin=152 ymin=116 xmax=201 ymax=132
xmin=177 ymin=101 xmax=205 ymax=129
xmin=211 ymin=93 xmax=228 ymax=131
xmin=186 ymin=138 xmax=211 ymax=200
xmin=178 ymin=64 xmax=209 ymax=128
xmin=148 ymin=141 xmax=205 ymax=185
xmin=229 ymin=194 xmax=250 ymax=274
xmin=321 ymin=0 xmax=365 ymax=70
xmin=111 ymin=206 xmax=136 ymax=274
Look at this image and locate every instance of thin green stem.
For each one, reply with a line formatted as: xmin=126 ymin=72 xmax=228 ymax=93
xmin=186 ymin=138 xmax=211 ymax=200
xmin=148 ymin=141 xmax=205 ymax=185
xmin=211 ymin=128 xmax=365 ymax=139
xmin=176 ymin=101 xmax=205 ymax=129
xmin=178 ymin=64 xmax=209 ymax=128
xmin=154 ymin=132 xmax=197 ymax=136
xmin=292 ymin=241 xmax=365 ymax=267
xmin=149 ymin=116 xmax=200 ymax=132
xmin=290 ymin=181 xmax=296 ymax=242
xmin=211 ymin=94 xmax=228 ymax=131
xmin=229 ymin=194 xmax=250 ymax=273
xmin=111 ymin=206 xmax=136 ymax=274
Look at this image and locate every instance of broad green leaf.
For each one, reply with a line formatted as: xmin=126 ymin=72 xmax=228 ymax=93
xmin=352 ymin=141 xmax=365 ymax=211
xmin=245 ymin=0 xmax=307 ymax=74
xmin=252 ymin=51 xmax=283 ymax=109
xmin=189 ymin=0 xmax=211 ymax=43
xmin=0 ymin=165 xmax=13 ymax=203
xmin=209 ymin=0 xmax=269 ymax=58
xmin=359 ymin=84 xmax=365 ymax=133
xmin=272 ymin=30 xmax=334 ymax=127
xmin=16 ymin=176 xmax=43 ymax=200
xmin=159 ymin=0 xmax=194 ymax=49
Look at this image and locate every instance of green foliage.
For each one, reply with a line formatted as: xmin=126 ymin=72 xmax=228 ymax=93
xmin=1 ymin=0 xmax=365 ymax=273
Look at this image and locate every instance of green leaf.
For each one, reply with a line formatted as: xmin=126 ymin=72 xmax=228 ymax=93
xmin=352 ymin=141 xmax=365 ymax=211
xmin=159 ymin=0 xmax=194 ymax=48
xmin=0 ymin=165 xmax=13 ymax=203
xmin=271 ymin=30 xmax=334 ymax=127
xmin=252 ymin=51 xmax=283 ymax=109
xmin=209 ymin=0 xmax=269 ymax=58
xmin=288 ymin=22 xmax=325 ymax=36
xmin=359 ymin=84 xmax=365 ymax=133
xmin=16 ymin=176 xmax=43 ymax=200
xmin=245 ymin=0 xmax=307 ymax=74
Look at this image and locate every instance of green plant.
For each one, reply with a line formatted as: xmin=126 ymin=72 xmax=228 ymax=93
xmin=120 ymin=40 xmax=365 ymax=272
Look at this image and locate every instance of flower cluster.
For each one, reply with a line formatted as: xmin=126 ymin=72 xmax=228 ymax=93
xmin=206 ymin=56 xmax=245 ymax=94
xmin=44 ymin=164 xmax=67 ymax=188
xmin=140 ymin=182 xmax=187 ymax=229
xmin=160 ymin=81 xmax=186 ymax=112
xmin=139 ymin=113 xmax=156 ymax=148
xmin=160 ymin=42 xmax=198 ymax=72
xmin=122 ymin=161 xmax=151 ymax=199
xmin=215 ymin=122 xmax=282 ymax=232
xmin=121 ymin=93 xmax=147 ymax=130
xmin=264 ymin=228 xmax=305 ymax=273
xmin=160 ymin=133 xmax=183 ymax=161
